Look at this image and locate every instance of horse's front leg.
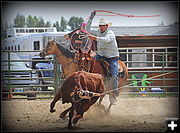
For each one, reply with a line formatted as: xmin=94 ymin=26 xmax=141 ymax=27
xmin=108 ymin=103 xmax=113 ymax=111
xmin=108 ymin=92 xmax=117 ymax=111
xmin=98 ymin=94 xmax=105 ymax=105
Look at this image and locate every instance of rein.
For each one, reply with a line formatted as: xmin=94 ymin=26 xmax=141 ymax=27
xmin=77 ymin=55 xmax=95 ymax=72
xmin=56 ymin=53 xmax=78 ymax=70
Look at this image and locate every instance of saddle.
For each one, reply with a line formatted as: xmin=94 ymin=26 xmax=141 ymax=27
xmin=97 ymin=59 xmax=124 ymax=78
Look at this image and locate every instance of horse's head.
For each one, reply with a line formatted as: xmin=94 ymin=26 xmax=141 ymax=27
xmin=39 ymin=40 xmax=57 ymax=58
xmin=76 ymin=49 xmax=95 ymax=72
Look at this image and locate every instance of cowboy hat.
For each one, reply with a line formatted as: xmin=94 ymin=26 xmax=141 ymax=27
xmin=99 ymin=18 xmax=112 ymax=26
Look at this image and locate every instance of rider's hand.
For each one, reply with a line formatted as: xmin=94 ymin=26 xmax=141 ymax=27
xmin=64 ymin=34 xmax=70 ymax=40
xmin=88 ymin=34 xmax=97 ymax=41
xmin=90 ymin=11 xmax=96 ymax=19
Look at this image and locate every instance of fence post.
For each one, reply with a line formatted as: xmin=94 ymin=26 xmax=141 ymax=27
xmin=162 ymin=53 xmax=166 ymax=91
xmin=7 ymin=51 xmax=13 ymax=99
xmin=53 ymin=56 xmax=58 ymax=95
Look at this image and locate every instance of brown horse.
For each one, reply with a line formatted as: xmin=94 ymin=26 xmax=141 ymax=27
xmin=39 ymin=40 xmax=81 ymax=118
xmin=39 ymin=40 xmax=78 ymax=78
xmin=77 ymin=49 xmax=128 ymax=110
xmin=39 ymin=40 xmax=103 ymax=120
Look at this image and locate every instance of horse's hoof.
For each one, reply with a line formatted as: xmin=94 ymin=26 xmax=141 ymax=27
xmin=97 ymin=104 xmax=106 ymax=109
xmin=50 ymin=109 xmax=56 ymax=113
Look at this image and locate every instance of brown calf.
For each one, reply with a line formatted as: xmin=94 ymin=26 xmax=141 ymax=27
xmin=50 ymin=71 xmax=105 ymax=128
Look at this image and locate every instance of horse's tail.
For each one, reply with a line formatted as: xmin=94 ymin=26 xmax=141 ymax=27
xmin=118 ymin=60 xmax=128 ymax=81
xmin=98 ymin=59 xmax=111 ymax=78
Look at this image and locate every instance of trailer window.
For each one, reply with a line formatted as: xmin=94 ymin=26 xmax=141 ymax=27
xmin=18 ymin=45 xmax=20 ymax=50
xmin=34 ymin=41 xmax=40 ymax=50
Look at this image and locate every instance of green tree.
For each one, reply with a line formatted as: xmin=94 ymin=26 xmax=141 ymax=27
xmin=37 ymin=17 xmax=45 ymax=27
xmin=45 ymin=21 xmax=51 ymax=27
xmin=33 ymin=16 xmax=39 ymax=27
xmin=1 ymin=21 xmax=9 ymax=39
xmin=26 ymin=15 xmax=34 ymax=27
xmin=68 ymin=16 xmax=84 ymax=30
xmin=53 ymin=21 xmax=61 ymax=31
xmin=13 ymin=13 xmax=26 ymax=27
xmin=26 ymin=15 xmax=46 ymax=27
xmin=60 ymin=16 xmax=67 ymax=31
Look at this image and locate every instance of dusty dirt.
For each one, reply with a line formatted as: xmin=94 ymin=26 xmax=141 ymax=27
xmin=1 ymin=95 xmax=179 ymax=132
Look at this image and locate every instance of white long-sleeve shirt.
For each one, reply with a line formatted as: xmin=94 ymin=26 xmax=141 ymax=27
xmin=85 ymin=19 xmax=119 ymax=58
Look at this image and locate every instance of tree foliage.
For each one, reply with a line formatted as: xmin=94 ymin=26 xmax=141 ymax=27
xmin=60 ymin=16 xmax=67 ymax=31
xmin=13 ymin=13 xmax=26 ymax=27
xmin=26 ymin=15 xmax=34 ymax=27
xmin=53 ymin=21 xmax=60 ymax=31
xmin=68 ymin=16 xmax=84 ymax=30
xmin=26 ymin=15 xmax=47 ymax=27
xmin=12 ymin=13 xmax=84 ymax=31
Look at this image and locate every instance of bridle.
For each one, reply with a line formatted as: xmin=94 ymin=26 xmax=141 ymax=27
xmin=78 ymin=55 xmax=95 ymax=72
xmin=41 ymin=40 xmax=78 ymax=70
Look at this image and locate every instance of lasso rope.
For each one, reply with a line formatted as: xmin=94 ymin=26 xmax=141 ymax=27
xmin=69 ymin=70 xmax=178 ymax=103
xmin=101 ymin=70 xmax=178 ymax=95
xmin=95 ymin=10 xmax=161 ymax=18
xmin=81 ymin=9 xmax=161 ymax=32
xmin=70 ymin=10 xmax=161 ymax=52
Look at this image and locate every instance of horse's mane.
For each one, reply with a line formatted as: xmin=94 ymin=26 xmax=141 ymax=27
xmin=56 ymin=42 xmax=75 ymax=58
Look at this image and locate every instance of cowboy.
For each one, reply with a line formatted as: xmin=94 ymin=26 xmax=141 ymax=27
xmin=85 ymin=11 xmax=119 ymax=104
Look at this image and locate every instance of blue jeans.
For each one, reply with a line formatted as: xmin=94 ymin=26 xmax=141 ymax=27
xmin=95 ymin=54 xmax=119 ymax=96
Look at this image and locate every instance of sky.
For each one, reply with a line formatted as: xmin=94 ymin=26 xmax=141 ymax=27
xmin=1 ymin=1 xmax=179 ymax=26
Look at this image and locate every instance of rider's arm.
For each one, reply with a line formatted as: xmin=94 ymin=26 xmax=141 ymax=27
xmin=85 ymin=19 xmax=99 ymax=35
xmin=96 ymin=31 xmax=116 ymax=43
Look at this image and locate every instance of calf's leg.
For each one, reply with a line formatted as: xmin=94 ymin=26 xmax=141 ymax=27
xmin=50 ymin=90 xmax=62 ymax=113
xmin=68 ymin=106 xmax=74 ymax=128
xmin=60 ymin=105 xmax=73 ymax=118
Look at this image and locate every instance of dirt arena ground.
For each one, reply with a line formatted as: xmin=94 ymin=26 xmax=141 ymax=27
xmin=1 ymin=95 xmax=179 ymax=132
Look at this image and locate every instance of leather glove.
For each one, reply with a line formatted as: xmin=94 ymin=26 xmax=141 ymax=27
xmin=88 ymin=34 xmax=97 ymax=41
xmin=64 ymin=34 xmax=70 ymax=40
xmin=90 ymin=11 xmax=96 ymax=19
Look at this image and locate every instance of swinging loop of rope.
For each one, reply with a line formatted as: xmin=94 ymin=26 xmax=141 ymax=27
xmin=69 ymin=29 xmax=93 ymax=52
xmin=70 ymin=10 xmax=161 ymax=52
xmin=81 ymin=9 xmax=161 ymax=34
